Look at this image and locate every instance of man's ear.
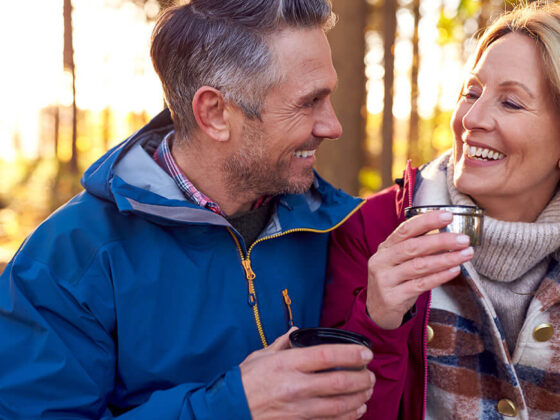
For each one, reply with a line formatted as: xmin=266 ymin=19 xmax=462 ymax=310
xmin=192 ymin=86 xmax=231 ymax=142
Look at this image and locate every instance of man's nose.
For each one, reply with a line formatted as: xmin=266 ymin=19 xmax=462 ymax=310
xmin=314 ymin=100 xmax=343 ymax=140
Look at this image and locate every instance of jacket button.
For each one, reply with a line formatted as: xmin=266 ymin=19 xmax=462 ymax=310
xmin=426 ymin=325 xmax=434 ymax=343
xmin=533 ymin=323 xmax=554 ymax=342
xmin=497 ymin=399 xmax=517 ymax=417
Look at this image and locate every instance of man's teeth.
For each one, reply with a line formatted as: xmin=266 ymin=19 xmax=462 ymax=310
xmin=294 ymin=150 xmax=316 ymax=158
xmin=464 ymin=144 xmax=505 ymax=161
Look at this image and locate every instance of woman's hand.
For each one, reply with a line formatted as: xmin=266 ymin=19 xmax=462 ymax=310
xmin=366 ymin=210 xmax=474 ymax=330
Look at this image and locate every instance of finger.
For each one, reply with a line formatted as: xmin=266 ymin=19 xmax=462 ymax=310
xmin=388 ymin=246 xmax=473 ymax=286
xmin=303 ymin=368 xmax=375 ymax=397
xmin=292 ymin=389 xmax=372 ymax=419
xmin=374 ymin=230 xmax=471 ymax=271
xmin=398 ymin=265 xmax=464 ymax=299
xmin=267 ymin=326 xmax=298 ymax=351
xmin=241 ymin=327 xmax=298 ymax=365
xmin=381 ymin=210 xmax=454 ymax=248
xmin=290 ymin=344 xmax=373 ymax=373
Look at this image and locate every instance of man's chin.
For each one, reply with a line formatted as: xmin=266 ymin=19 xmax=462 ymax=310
xmin=279 ymin=174 xmax=315 ymax=195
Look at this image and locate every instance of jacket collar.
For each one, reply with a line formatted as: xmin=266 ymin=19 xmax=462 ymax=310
xmin=82 ymin=109 xmax=363 ymax=232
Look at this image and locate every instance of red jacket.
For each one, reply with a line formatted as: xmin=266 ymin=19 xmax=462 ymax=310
xmin=321 ymin=163 xmax=429 ymax=420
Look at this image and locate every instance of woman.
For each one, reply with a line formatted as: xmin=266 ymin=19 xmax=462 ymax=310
xmin=322 ymin=2 xmax=560 ymax=419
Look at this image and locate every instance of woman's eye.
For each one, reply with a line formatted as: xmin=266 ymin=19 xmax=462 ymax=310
xmin=502 ymin=100 xmax=523 ymax=110
xmin=461 ymin=91 xmax=479 ymax=100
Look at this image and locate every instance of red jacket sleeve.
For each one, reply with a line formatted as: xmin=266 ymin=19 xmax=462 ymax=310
xmin=321 ymin=186 xmax=417 ymax=420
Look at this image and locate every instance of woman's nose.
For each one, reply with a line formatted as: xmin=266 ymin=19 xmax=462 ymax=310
xmin=462 ymin=94 xmax=494 ymax=131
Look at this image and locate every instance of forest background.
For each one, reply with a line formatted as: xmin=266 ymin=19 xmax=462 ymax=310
xmin=0 ymin=0 xmax=530 ymax=271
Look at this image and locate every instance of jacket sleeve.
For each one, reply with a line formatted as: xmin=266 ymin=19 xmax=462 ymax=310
xmin=321 ymin=196 xmax=416 ymax=420
xmin=0 ymin=253 xmax=251 ymax=420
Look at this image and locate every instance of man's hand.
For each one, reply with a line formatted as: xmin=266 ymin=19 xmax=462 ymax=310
xmin=240 ymin=329 xmax=375 ymax=419
xmin=366 ymin=210 xmax=474 ymax=330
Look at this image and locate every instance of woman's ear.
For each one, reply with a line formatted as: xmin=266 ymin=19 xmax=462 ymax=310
xmin=192 ymin=86 xmax=231 ymax=142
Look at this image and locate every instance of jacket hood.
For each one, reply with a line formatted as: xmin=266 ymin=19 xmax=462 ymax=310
xmin=81 ymin=109 xmax=174 ymax=203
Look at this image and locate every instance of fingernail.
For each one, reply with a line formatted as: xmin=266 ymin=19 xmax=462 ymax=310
xmin=449 ymin=266 xmax=461 ymax=274
xmin=440 ymin=212 xmax=453 ymax=221
xmin=366 ymin=387 xmax=374 ymax=399
xmin=357 ymin=404 xmax=367 ymax=416
xmin=361 ymin=349 xmax=373 ymax=363
xmin=456 ymin=234 xmax=470 ymax=244
xmin=369 ymin=371 xmax=375 ymax=384
xmin=460 ymin=246 xmax=474 ymax=256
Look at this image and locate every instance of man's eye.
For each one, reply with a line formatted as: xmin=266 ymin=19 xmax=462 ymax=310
xmin=304 ymin=97 xmax=320 ymax=107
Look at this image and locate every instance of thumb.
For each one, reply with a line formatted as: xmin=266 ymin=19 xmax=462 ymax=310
xmin=267 ymin=326 xmax=298 ymax=351
xmin=241 ymin=327 xmax=299 ymax=366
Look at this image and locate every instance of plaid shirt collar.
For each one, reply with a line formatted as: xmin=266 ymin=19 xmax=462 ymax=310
xmin=153 ymin=131 xmax=226 ymax=216
xmin=153 ymin=131 xmax=272 ymax=216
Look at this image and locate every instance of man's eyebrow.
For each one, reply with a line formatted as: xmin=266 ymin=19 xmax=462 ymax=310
xmin=300 ymin=87 xmax=335 ymax=102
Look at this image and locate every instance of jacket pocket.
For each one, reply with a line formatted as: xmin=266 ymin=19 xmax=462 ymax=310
xmin=282 ymin=289 xmax=294 ymax=329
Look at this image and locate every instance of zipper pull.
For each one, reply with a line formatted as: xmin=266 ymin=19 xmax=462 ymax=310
xmin=241 ymin=258 xmax=256 ymax=280
xmin=282 ymin=289 xmax=294 ymax=327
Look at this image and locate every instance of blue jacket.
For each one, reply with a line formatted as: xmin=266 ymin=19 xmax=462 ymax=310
xmin=0 ymin=110 xmax=363 ymax=419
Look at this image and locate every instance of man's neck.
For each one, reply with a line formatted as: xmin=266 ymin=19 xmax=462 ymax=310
xmin=171 ymin=138 xmax=258 ymax=216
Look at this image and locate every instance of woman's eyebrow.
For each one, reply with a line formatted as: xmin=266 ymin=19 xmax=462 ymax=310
xmin=468 ymin=72 xmax=535 ymax=98
xmin=498 ymin=80 xmax=535 ymax=98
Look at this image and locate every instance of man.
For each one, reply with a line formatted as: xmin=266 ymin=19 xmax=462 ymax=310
xmin=0 ymin=1 xmax=374 ymax=418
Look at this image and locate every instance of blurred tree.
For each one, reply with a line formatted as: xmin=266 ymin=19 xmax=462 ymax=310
xmin=381 ymin=0 xmax=397 ymax=188
xmin=478 ymin=0 xmax=492 ymax=32
xmin=128 ymin=0 xmax=177 ymax=20
xmin=316 ymin=0 xmax=368 ymax=195
xmin=102 ymin=107 xmax=112 ymax=151
xmin=407 ymin=0 xmax=420 ymax=165
xmin=64 ymin=0 xmax=78 ymax=174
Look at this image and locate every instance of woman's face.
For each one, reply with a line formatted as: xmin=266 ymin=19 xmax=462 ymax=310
xmin=451 ymin=32 xmax=560 ymax=222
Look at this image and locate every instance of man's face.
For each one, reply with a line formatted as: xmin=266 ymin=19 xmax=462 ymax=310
xmin=224 ymin=28 xmax=342 ymax=197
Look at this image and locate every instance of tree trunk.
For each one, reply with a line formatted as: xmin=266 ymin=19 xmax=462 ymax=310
xmin=381 ymin=0 xmax=397 ymax=188
xmin=102 ymin=107 xmax=111 ymax=151
xmin=64 ymin=0 xmax=78 ymax=174
xmin=54 ymin=105 xmax=60 ymax=156
xmin=408 ymin=0 xmax=420 ymax=165
xmin=477 ymin=0 xmax=492 ymax=32
xmin=315 ymin=0 xmax=367 ymax=196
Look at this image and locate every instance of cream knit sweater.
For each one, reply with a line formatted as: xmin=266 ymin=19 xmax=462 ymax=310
xmin=446 ymin=163 xmax=560 ymax=353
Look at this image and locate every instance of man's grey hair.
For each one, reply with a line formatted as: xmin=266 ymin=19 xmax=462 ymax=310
xmin=150 ymin=0 xmax=336 ymax=142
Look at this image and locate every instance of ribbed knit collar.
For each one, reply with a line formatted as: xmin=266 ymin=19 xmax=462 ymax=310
xmin=446 ymin=158 xmax=560 ymax=282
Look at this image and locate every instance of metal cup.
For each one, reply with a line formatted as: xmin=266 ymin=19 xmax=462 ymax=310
xmin=404 ymin=205 xmax=484 ymax=246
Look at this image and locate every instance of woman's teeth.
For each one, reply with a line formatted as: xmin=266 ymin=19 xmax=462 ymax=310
xmin=294 ymin=150 xmax=316 ymax=159
xmin=464 ymin=144 xmax=505 ymax=161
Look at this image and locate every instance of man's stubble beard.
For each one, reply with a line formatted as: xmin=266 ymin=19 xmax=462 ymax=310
xmin=222 ymin=121 xmax=315 ymax=198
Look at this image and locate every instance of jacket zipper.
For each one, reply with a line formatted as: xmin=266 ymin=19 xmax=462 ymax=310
xmin=228 ymin=199 xmax=366 ymax=349
xmin=229 ymin=229 xmax=269 ymax=347
xmin=406 ymin=160 xmax=414 ymax=207
xmin=422 ymin=291 xmax=431 ymax=420
xmin=282 ymin=289 xmax=294 ymax=328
